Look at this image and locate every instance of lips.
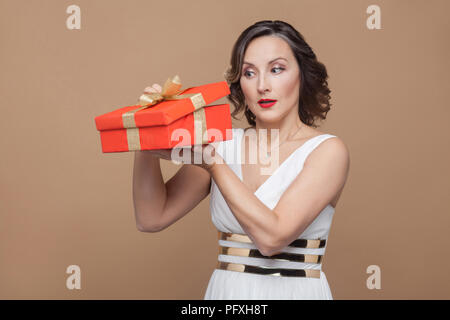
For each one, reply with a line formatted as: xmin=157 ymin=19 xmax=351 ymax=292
xmin=258 ymin=99 xmax=277 ymax=108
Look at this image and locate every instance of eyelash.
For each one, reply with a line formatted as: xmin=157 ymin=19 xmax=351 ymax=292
xmin=243 ymin=67 xmax=285 ymax=78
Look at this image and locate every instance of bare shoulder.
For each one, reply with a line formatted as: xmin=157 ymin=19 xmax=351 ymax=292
xmin=321 ymin=134 xmax=349 ymax=154
xmin=306 ymin=134 xmax=350 ymax=169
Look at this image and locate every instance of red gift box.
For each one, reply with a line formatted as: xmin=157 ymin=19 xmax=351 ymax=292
xmin=94 ymin=77 xmax=233 ymax=153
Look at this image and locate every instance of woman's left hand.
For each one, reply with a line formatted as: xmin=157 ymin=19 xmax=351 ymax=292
xmin=170 ymin=143 xmax=222 ymax=172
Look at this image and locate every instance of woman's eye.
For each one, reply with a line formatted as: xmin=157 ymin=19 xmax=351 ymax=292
xmin=243 ymin=67 xmax=284 ymax=78
xmin=244 ymin=70 xmax=254 ymax=77
xmin=272 ymin=67 xmax=285 ymax=73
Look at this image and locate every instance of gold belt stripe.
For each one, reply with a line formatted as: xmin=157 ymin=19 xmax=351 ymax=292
xmin=218 ymin=246 xmax=323 ymax=263
xmin=217 ymin=262 xmax=321 ymax=278
xmin=218 ymin=232 xmax=326 ymax=249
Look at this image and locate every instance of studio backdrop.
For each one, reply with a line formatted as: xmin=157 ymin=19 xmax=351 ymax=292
xmin=0 ymin=0 xmax=449 ymax=299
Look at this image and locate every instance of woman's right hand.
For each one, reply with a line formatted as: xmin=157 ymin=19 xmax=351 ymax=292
xmin=139 ymin=149 xmax=173 ymax=160
xmin=138 ymin=83 xmax=169 ymax=158
xmin=138 ymin=82 xmax=220 ymax=170
xmin=143 ymin=83 xmax=162 ymax=94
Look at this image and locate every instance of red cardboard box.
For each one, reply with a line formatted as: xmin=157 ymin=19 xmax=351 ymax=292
xmin=94 ymin=77 xmax=233 ymax=153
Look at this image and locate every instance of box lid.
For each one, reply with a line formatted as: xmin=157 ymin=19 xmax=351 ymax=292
xmin=95 ymin=81 xmax=230 ymax=131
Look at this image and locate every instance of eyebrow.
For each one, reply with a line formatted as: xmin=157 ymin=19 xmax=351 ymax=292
xmin=243 ymin=57 xmax=288 ymax=67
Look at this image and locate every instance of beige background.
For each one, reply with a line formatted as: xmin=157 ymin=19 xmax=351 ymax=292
xmin=1 ymin=0 xmax=449 ymax=299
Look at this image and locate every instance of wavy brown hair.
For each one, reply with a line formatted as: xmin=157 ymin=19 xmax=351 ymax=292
xmin=224 ymin=20 xmax=331 ymax=128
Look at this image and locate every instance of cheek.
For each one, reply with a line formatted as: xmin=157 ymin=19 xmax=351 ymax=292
xmin=240 ymin=79 xmax=252 ymax=98
xmin=279 ymin=74 xmax=300 ymax=99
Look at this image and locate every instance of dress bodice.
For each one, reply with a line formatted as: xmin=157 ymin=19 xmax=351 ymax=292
xmin=204 ymin=128 xmax=338 ymax=299
xmin=210 ymin=128 xmax=337 ymax=240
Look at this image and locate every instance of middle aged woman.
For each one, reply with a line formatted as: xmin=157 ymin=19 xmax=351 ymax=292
xmin=133 ymin=20 xmax=350 ymax=300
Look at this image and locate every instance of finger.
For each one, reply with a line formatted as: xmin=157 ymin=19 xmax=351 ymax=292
xmin=192 ymin=145 xmax=202 ymax=153
xmin=154 ymin=148 xmax=171 ymax=158
xmin=202 ymin=144 xmax=215 ymax=158
xmin=144 ymin=86 xmax=157 ymax=93
xmin=152 ymin=83 xmax=162 ymax=93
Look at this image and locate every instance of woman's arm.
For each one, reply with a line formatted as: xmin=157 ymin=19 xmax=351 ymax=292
xmin=132 ymin=82 xmax=212 ymax=233
xmin=208 ymin=137 xmax=350 ymax=256
xmin=132 ymin=151 xmax=211 ymax=232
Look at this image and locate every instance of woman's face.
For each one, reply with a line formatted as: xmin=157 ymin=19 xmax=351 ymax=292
xmin=240 ymin=35 xmax=301 ymax=125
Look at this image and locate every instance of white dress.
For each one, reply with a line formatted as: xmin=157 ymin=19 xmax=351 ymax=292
xmin=204 ymin=128 xmax=337 ymax=300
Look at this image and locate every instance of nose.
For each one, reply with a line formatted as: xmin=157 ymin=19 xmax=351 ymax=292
xmin=257 ymin=73 xmax=271 ymax=94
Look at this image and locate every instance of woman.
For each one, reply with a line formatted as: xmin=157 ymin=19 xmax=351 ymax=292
xmin=133 ymin=20 xmax=350 ymax=300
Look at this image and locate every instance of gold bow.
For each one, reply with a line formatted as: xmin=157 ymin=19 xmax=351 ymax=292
xmin=138 ymin=75 xmax=184 ymax=107
xmin=122 ymin=75 xmax=209 ymax=151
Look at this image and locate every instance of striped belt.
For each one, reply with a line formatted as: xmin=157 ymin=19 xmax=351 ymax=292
xmin=217 ymin=231 xmax=326 ymax=279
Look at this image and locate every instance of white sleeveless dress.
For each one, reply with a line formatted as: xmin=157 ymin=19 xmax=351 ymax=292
xmin=204 ymin=128 xmax=337 ymax=300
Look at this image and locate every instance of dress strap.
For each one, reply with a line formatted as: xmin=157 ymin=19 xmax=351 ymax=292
xmin=300 ymin=134 xmax=338 ymax=161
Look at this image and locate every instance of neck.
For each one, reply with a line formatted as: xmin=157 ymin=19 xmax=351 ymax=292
xmin=253 ymin=108 xmax=303 ymax=150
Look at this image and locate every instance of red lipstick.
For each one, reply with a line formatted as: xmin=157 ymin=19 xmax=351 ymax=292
xmin=258 ymin=99 xmax=277 ymax=108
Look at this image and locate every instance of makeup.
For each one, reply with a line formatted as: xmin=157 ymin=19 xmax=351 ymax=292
xmin=258 ymin=99 xmax=277 ymax=108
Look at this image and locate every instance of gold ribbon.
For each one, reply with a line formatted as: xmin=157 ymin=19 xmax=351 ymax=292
xmin=122 ymin=75 xmax=209 ymax=151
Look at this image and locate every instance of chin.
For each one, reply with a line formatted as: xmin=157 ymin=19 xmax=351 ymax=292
xmin=253 ymin=110 xmax=284 ymax=124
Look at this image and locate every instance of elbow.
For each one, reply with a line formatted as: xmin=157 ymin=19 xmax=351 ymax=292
xmin=258 ymin=236 xmax=284 ymax=257
xmin=259 ymin=246 xmax=279 ymax=257
xmin=258 ymin=247 xmax=273 ymax=257
xmin=136 ymin=222 xmax=163 ymax=233
xmin=134 ymin=208 xmax=165 ymax=233
xmin=135 ymin=215 xmax=165 ymax=233
xmin=256 ymin=242 xmax=275 ymax=257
